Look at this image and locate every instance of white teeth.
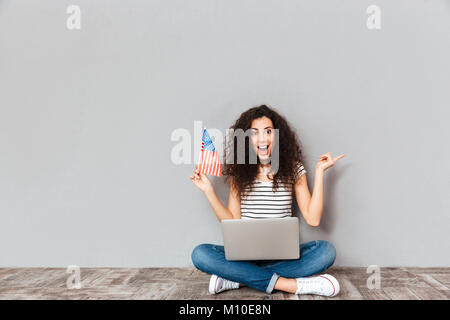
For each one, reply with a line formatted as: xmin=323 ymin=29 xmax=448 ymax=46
xmin=258 ymin=145 xmax=268 ymax=150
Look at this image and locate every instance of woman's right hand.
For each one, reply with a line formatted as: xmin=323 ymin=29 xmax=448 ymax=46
xmin=190 ymin=165 xmax=213 ymax=194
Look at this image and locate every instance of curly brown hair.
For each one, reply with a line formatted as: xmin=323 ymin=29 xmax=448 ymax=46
xmin=223 ymin=105 xmax=304 ymax=196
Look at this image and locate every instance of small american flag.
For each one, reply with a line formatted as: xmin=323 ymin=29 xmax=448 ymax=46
xmin=198 ymin=128 xmax=222 ymax=177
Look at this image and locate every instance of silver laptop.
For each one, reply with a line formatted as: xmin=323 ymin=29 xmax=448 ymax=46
xmin=221 ymin=217 xmax=300 ymax=261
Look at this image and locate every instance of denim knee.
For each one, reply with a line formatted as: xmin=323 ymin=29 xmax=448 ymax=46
xmin=317 ymin=240 xmax=336 ymax=270
xmin=191 ymin=243 xmax=213 ymax=271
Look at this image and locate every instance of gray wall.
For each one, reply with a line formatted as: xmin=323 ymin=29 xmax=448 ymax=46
xmin=1 ymin=0 xmax=449 ymax=267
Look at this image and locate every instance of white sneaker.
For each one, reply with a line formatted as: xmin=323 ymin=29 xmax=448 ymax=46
xmin=208 ymin=274 xmax=240 ymax=294
xmin=295 ymin=274 xmax=340 ymax=297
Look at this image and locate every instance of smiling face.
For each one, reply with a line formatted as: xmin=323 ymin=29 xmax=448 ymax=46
xmin=249 ymin=116 xmax=275 ymax=163
xmin=224 ymin=104 xmax=304 ymax=196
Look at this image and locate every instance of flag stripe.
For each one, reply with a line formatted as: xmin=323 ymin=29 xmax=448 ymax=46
xmin=199 ymin=129 xmax=222 ymax=177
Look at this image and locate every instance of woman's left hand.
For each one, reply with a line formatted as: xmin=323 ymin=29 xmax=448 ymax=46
xmin=315 ymin=152 xmax=345 ymax=172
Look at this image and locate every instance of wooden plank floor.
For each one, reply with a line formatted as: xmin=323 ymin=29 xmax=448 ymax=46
xmin=0 ymin=267 xmax=449 ymax=300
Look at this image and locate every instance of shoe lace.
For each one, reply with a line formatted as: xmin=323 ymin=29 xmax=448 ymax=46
xmin=298 ymin=277 xmax=325 ymax=294
xmin=222 ymin=279 xmax=238 ymax=290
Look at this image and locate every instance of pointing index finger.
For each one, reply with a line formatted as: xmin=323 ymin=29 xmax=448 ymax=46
xmin=333 ymin=154 xmax=345 ymax=162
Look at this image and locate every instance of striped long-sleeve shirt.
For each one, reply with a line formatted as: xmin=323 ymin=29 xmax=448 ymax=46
xmin=240 ymin=164 xmax=306 ymax=219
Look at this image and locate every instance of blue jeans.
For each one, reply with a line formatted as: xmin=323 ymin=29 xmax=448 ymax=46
xmin=191 ymin=240 xmax=336 ymax=294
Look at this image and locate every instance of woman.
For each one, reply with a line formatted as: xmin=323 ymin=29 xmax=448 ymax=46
xmin=190 ymin=105 xmax=345 ymax=297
